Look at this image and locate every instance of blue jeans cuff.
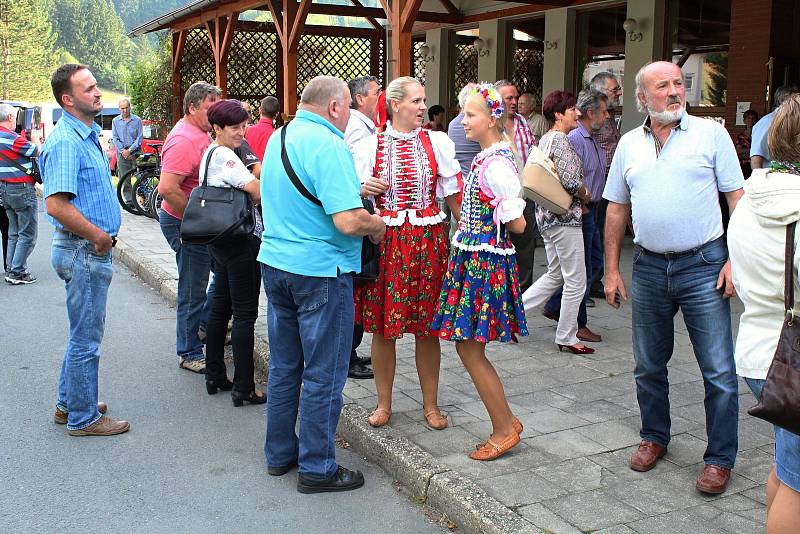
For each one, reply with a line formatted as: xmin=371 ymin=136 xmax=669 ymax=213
xmin=66 ymin=412 xmax=103 ymax=431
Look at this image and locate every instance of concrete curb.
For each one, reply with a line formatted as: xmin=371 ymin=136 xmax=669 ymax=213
xmin=114 ymin=232 xmax=540 ymax=534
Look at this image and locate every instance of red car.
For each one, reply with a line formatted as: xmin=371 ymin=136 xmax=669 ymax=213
xmin=106 ymin=119 xmax=164 ymax=176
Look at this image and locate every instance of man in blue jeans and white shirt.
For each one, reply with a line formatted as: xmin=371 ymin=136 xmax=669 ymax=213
xmin=603 ymin=61 xmax=744 ymax=494
xmin=0 ymin=103 xmax=39 ymax=284
xmin=41 ymin=64 xmax=129 ymax=436
xmin=259 ymin=76 xmax=385 ymax=493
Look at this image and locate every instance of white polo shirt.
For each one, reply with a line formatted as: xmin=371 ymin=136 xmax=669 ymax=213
xmin=603 ymin=113 xmax=744 ymax=253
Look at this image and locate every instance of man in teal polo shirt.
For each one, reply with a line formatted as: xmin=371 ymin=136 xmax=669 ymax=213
xmin=259 ymin=76 xmax=385 ymax=493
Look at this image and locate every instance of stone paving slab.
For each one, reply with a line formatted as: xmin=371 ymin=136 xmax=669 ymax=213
xmin=115 ymin=210 xmax=770 ymax=533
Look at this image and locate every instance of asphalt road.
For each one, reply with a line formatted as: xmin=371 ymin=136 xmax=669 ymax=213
xmin=0 ymin=217 xmax=445 ymax=534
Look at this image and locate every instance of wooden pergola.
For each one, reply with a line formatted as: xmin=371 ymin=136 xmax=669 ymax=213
xmin=131 ymin=0 xmax=574 ymax=116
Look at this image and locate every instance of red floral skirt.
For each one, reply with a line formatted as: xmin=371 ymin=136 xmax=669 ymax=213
xmin=355 ymin=221 xmax=448 ymax=339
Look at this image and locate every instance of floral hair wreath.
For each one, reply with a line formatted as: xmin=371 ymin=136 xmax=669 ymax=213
xmin=468 ymin=83 xmax=504 ymax=119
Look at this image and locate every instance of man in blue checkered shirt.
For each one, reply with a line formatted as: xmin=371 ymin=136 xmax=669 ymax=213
xmin=40 ymin=64 xmax=128 ymax=437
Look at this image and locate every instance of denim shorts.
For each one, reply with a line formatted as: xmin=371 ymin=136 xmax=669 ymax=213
xmin=745 ymin=378 xmax=800 ymax=492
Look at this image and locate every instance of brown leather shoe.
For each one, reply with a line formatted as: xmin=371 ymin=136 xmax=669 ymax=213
xmin=695 ymin=464 xmax=731 ymax=494
xmin=629 ymin=440 xmax=667 ymax=472
xmin=67 ymin=415 xmax=130 ymax=436
xmin=54 ymin=402 xmax=108 ymax=424
xmin=577 ymin=327 xmax=602 ymax=342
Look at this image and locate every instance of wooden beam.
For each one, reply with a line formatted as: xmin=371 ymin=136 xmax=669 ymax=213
xmin=350 ymin=0 xmax=382 ymax=31
xmin=462 ymin=0 xmax=597 ymax=24
xmin=307 ymin=4 xmax=460 ymax=24
xmin=377 ymin=0 xmax=392 ymax=25
xmin=171 ymin=29 xmax=186 ymax=75
xmin=438 ymin=0 xmax=459 ymax=16
xmin=400 ymin=0 xmax=424 ymax=33
xmin=263 ymin=0 xmax=284 ymax=46
xmin=288 ymin=0 xmax=313 ymax=51
xmin=389 ymin=0 xmax=412 ymax=78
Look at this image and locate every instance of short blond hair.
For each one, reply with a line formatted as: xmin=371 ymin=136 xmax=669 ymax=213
xmin=768 ymin=94 xmax=800 ymax=162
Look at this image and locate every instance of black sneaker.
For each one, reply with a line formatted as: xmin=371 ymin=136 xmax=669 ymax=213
xmin=348 ymin=361 xmax=374 ymax=379
xmin=5 ymin=272 xmax=37 ymax=285
xmin=297 ymin=465 xmax=365 ymax=494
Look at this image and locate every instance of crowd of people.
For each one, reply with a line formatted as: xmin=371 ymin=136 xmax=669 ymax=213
xmin=15 ymin=60 xmax=798 ymax=528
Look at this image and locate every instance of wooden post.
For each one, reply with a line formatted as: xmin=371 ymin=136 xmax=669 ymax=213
xmin=171 ymin=29 xmax=186 ymax=124
xmin=385 ymin=0 xmax=421 ymax=79
xmin=266 ymin=0 xmax=312 ymax=116
xmin=204 ymin=13 xmax=239 ymax=97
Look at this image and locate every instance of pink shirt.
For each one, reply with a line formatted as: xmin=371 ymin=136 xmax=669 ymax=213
xmin=159 ymin=118 xmax=211 ymax=219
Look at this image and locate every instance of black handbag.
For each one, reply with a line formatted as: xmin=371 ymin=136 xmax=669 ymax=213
xmin=180 ymin=146 xmax=255 ymax=245
xmin=748 ymin=221 xmax=800 ymax=435
xmin=279 ymin=125 xmax=379 ymax=284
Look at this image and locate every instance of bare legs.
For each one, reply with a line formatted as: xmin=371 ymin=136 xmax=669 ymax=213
xmin=455 ymin=340 xmax=516 ymax=440
xmin=766 ymin=467 xmax=800 ymax=534
xmin=368 ymin=332 xmax=444 ymax=427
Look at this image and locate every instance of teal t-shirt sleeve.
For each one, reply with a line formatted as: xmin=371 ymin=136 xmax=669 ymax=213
xmin=43 ymin=138 xmax=79 ymax=199
xmin=713 ymin=124 xmax=745 ymax=192
xmin=311 ymin=137 xmax=363 ymax=215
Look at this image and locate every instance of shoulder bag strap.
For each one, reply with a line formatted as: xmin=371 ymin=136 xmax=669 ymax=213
xmin=200 ymin=145 xmax=218 ymax=188
xmin=280 ymin=125 xmax=322 ymax=207
xmin=0 ymin=150 xmax=33 ymax=177
xmin=785 ymin=222 xmax=797 ymax=323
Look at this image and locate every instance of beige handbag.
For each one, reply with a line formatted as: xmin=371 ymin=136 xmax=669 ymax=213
xmin=520 ymin=134 xmax=572 ymax=215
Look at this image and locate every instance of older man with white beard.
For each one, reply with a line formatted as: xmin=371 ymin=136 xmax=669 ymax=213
xmin=603 ymin=61 xmax=744 ymax=495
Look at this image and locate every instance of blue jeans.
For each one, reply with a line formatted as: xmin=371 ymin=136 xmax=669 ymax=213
xmin=159 ymin=210 xmax=211 ymax=361
xmin=261 ymin=264 xmax=353 ymax=479
xmin=632 ymin=237 xmax=738 ymax=468
xmin=0 ymin=181 xmax=38 ymax=274
xmin=544 ymin=205 xmax=602 ymax=327
xmin=52 ymin=232 xmax=113 ymax=430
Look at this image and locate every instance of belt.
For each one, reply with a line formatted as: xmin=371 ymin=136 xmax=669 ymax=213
xmin=638 ymin=236 xmax=723 ymax=259
xmin=55 ymin=230 xmax=117 ymax=247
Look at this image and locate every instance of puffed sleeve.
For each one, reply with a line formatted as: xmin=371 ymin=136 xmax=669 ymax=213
xmin=482 ymin=157 xmax=525 ymax=223
xmin=429 ymin=131 xmax=462 ymax=198
xmin=350 ymin=134 xmax=378 ymax=185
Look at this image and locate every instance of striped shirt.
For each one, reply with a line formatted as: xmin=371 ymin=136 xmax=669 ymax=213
xmin=41 ymin=110 xmax=121 ymax=236
xmin=511 ymin=113 xmax=535 ymax=164
xmin=0 ymin=126 xmax=38 ymax=183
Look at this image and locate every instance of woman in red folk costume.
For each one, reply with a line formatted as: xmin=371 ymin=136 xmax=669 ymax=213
xmin=352 ymin=76 xmax=462 ymax=430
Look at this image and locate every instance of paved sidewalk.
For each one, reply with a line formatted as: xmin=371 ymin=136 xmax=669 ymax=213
xmin=117 ymin=210 xmax=770 ymax=533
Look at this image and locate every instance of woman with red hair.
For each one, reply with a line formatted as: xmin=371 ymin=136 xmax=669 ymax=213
xmin=521 ymin=90 xmax=594 ymax=354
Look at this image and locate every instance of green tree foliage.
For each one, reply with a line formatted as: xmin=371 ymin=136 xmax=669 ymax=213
xmin=51 ymin=0 xmax=135 ymax=90
xmin=0 ymin=0 xmax=57 ymax=100
xmin=113 ymin=0 xmax=186 ymax=32
xmin=127 ymin=36 xmax=175 ymax=127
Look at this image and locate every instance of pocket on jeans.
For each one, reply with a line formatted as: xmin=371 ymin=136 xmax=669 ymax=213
xmin=294 ymin=278 xmax=329 ymax=312
xmin=632 ymin=248 xmax=644 ymax=265
xmin=699 ymin=243 xmax=728 ymax=265
xmin=51 ymin=244 xmax=78 ymax=281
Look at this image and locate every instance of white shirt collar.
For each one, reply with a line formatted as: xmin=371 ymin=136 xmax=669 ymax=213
xmin=350 ymin=109 xmax=375 ymax=133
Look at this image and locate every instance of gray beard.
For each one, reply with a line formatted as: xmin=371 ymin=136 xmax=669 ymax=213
xmin=648 ymin=105 xmax=684 ymax=124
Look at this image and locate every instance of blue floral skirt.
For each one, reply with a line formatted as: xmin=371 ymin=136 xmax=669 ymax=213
xmin=431 ymin=248 xmax=528 ymax=343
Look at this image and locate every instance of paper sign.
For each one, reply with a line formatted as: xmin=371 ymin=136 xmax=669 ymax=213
xmin=736 ymin=101 xmax=751 ymax=126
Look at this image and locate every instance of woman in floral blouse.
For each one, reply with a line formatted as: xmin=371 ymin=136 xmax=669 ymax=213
xmin=352 ymin=77 xmax=462 ymax=430
xmin=521 ymin=90 xmax=594 ymax=355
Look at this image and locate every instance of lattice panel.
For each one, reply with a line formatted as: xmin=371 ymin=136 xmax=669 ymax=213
xmin=296 ymin=34 xmax=373 ymax=100
xmin=512 ymin=47 xmax=544 ymax=104
xmin=227 ymin=29 xmax=278 ymax=120
xmin=180 ymin=28 xmax=216 ymax=91
xmin=453 ymin=43 xmax=478 ymax=105
xmin=412 ymin=40 xmax=426 ymax=85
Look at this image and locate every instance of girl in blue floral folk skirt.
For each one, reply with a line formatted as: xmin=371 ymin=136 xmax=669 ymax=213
xmin=431 ymin=83 xmax=528 ymax=461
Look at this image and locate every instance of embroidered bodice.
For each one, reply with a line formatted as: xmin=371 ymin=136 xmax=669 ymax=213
xmin=453 ymin=142 xmax=525 ymax=256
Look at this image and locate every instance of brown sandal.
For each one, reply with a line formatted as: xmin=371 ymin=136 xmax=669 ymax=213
xmin=368 ymin=407 xmax=391 ymax=427
xmin=475 ymin=418 xmax=523 ymax=449
xmin=423 ymin=409 xmax=448 ymax=430
xmin=469 ymin=432 xmax=520 ymax=461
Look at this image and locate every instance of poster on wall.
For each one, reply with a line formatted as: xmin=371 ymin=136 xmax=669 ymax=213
xmin=735 ymin=101 xmax=751 ymax=126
